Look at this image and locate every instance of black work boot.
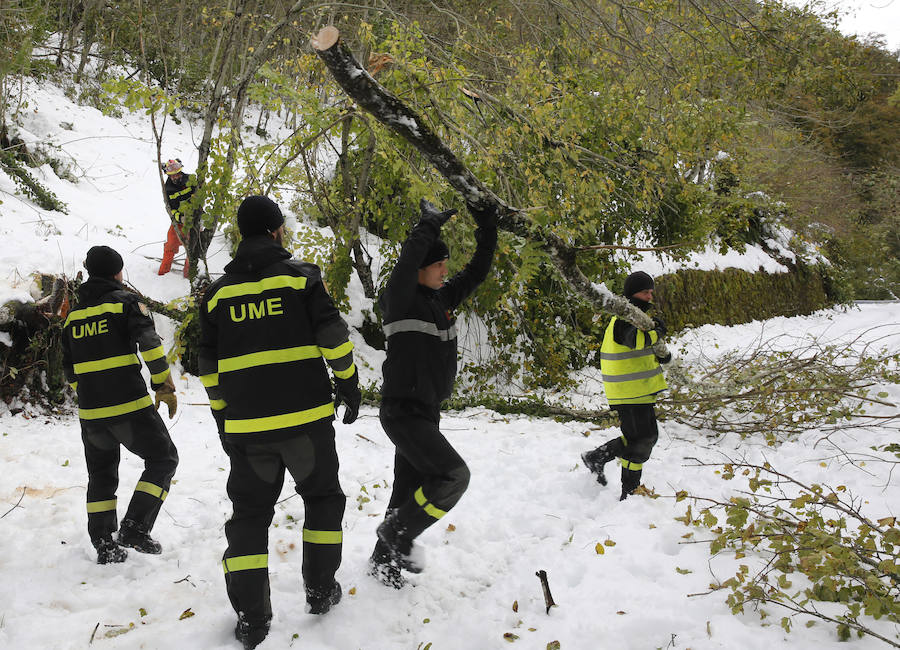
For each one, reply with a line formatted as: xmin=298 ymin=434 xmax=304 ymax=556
xmin=376 ymin=513 xmax=423 ymax=573
xmin=306 ymin=580 xmax=342 ymax=615
xmin=582 ymin=442 xmax=617 ymax=486
xmin=620 ymin=467 xmax=642 ymax=501
xmin=117 ymin=518 xmax=162 ymax=554
xmin=93 ymin=536 xmax=127 ymax=564
xmin=234 ymin=614 xmax=270 ymax=650
xmin=368 ymin=538 xmax=407 ymax=589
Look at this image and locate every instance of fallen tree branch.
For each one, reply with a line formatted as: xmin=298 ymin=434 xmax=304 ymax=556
xmin=310 ymin=26 xmax=668 ymax=357
xmin=1 ymin=486 xmax=26 ymax=519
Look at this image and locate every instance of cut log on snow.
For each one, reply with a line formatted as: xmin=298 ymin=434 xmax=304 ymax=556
xmin=311 ymin=27 xmax=668 ymax=357
xmin=535 ymin=569 xmax=558 ymax=614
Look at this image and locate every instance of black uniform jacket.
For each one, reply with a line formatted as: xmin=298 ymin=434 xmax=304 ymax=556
xmin=165 ymin=174 xmax=195 ymax=225
xmin=198 ymin=236 xmax=356 ymax=445
xmin=62 ymin=277 xmax=171 ymax=421
xmin=380 ymin=218 xmax=497 ymax=406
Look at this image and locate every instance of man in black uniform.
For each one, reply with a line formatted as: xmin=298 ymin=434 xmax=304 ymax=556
xmin=370 ymin=198 xmax=497 ymax=588
xmin=198 ymin=195 xmax=361 ymax=650
xmin=62 ymin=245 xmax=179 ymax=564
xmin=159 ymin=158 xmax=210 ymax=277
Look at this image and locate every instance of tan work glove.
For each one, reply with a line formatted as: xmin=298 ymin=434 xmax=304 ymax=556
xmin=155 ymin=373 xmax=178 ymax=419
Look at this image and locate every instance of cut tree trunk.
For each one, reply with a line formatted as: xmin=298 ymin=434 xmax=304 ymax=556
xmin=310 ymin=27 xmax=668 ymax=356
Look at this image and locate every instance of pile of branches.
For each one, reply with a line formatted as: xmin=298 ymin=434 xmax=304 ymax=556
xmin=673 ymin=460 xmax=900 ymax=646
xmin=658 ymin=327 xmax=900 ymax=444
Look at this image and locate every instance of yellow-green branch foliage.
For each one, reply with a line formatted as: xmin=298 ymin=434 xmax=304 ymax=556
xmin=675 ymin=463 xmax=900 ymax=645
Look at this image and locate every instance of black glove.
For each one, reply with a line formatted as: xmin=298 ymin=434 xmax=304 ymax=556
xmin=419 ymin=198 xmax=456 ymax=227
xmin=651 ymin=316 xmax=667 ymax=339
xmin=656 ymin=351 xmax=673 ymax=365
xmin=466 ymin=201 xmax=498 ymax=228
xmin=334 ymin=371 xmax=361 ymax=425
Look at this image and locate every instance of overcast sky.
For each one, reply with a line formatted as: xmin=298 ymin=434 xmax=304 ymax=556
xmin=796 ymin=0 xmax=900 ymax=51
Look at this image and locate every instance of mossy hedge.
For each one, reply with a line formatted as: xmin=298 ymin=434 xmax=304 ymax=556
xmin=653 ymin=263 xmax=833 ymax=331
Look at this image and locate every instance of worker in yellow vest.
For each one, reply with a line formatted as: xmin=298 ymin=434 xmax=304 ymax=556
xmin=582 ymin=271 xmax=671 ymax=500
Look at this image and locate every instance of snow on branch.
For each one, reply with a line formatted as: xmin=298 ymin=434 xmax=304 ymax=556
xmin=310 ymin=27 xmax=668 ymax=353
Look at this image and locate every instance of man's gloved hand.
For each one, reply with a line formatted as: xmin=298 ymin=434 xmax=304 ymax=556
xmin=419 ymin=198 xmax=457 ymax=227
xmin=466 ymin=201 xmax=498 ymax=228
xmin=155 ymin=374 xmax=178 ymax=419
xmin=651 ymin=316 xmax=667 ymax=339
xmin=334 ymin=371 xmax=362 ymax=425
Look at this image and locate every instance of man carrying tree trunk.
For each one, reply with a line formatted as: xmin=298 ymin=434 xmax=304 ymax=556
xmin=62 ymin=245 xmax=179 ymax=564
xmin=198 ymin=196 xmax=360 ymax=650
xmin=582 ymin=271 xmax=671 ymax=500
xmin=370 ymin=198 xmax=497 ymax=588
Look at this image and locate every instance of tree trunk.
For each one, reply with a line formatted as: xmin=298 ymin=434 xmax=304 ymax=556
xmin=311 ymin=27 xmax=668 ymax=352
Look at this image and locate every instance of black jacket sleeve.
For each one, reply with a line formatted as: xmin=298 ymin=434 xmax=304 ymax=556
xmin=123 ymin=295 xmax=171 ymax=389
xmin=380 ymin=218 xmax=442 ymax=320
xmin=198 ymin=279 xmax=226 ymax=432
xmin=300 ymin=264 xmax=357 ymax=385
xmin=438 ymin=225 xmax=497 ymax=312
xmin=612 ymin=316 xmax=660 ymax=350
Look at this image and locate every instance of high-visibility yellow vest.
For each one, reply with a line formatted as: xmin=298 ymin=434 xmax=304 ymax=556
xmin=600 ymin=317 xmax=667 ymax=405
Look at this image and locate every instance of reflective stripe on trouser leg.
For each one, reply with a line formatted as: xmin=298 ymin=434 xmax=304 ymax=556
xmin=118 ymin=408 xmax=179 ymax=530
xmin=223 ymin=553 xmax=272 ymax=626
xmin=82 ymin=424 xmax=121 ymax=541
xmin=222 ymin=441 xmax=284 ymax=625
xmin=414 ymin=487 xmax=447 ymax=519
xmin=291 ymin=428 xmax=345 ymax=592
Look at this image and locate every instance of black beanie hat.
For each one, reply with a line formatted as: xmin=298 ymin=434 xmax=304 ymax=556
xmin=420 ymin=239 xmax=450 ymax=268
xmin=237 ymin=195 xmax=285 ymax=237
xmin=623 ymin=270 xmax=654 ymax=298
xmin=84 ymin=245 xmax=124 ymax=277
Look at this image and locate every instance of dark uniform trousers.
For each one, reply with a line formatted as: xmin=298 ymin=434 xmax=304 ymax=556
xmin=81 ymin=406 xmax=178 ymax=541
xmin=380 ymin=399 xmax=470 ymax=540
xmin=607 ymin=403 xmax=659 ymax=492
xmin=221 ymin=423 xmax=346 ymax=625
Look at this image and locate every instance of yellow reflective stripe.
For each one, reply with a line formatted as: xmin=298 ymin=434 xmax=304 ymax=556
xmin=225 ymin=402 xmax=334 ymax=434
xmin=222 ymin=554 xmax=268 ymax=573
xmin=86 ymin=499 xmax=117 ymax=514
xmin=218 ymin=345 xmax=321 ymax=374
xmin=65 ymin=302 xmax=124 ymax=326
xmin=414 ymin=487 xmax=447 ymax=519
xmin=150 ymin=368 xmax=171 ymax=384
xmin=71 ymin=381 xmax=78 ymax=391
xmin=79 ymin=395 xmax=153 ymax=420
xmin=170 ymin=187 xmax=191 ymax=199
xmin=73 ymin=353 xmax=140 ymax=375
xmin=620 ymin=435 xmax=628 ymax=447
xmin=620 ymin=459 xmax=643 ymax=471
xmin=210 ymin=399 xmax=227 ymax=411
xmin=135 ymin=481 xmax=167 ymax=501
xmin=320 ymin=340 xmax=354 ymax=360
xmin=333 ymin=363 xmax=356 ymax=380
xmin=206 ymin=275 xmax=308 ymax=312
xmin=200 ymin=373 xmax=219 ymax=388
xmin=140 ymin=346 xmax=166 ymax=362
xmin=302 ymin=528 xmax=343 ymax=544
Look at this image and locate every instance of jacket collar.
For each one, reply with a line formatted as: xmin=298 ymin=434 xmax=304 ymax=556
xmin=224 ymin=235 xmax=291 ymax=274
xmin=628 ymin=296 xmax=652 ymax=312
xmin=78 ymin=276 xmax=124 ymax=304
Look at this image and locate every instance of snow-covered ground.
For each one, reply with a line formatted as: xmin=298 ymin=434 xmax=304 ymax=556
xmin=1 ymin=76 xmax=899 ymax=649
